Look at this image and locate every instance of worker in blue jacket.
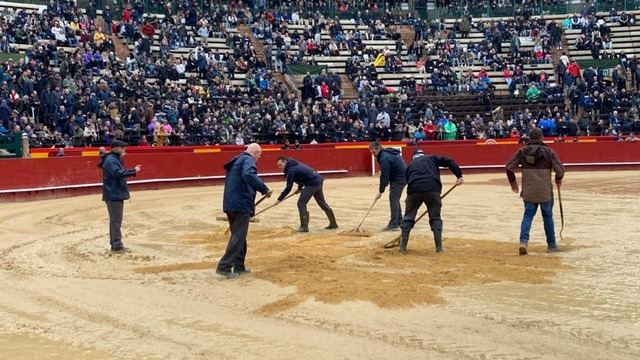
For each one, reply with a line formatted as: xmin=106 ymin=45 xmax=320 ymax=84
xmin=97 ymin=140 xmax=141 ymax=253
xmin=276 ymin=156 xmax=338 ymax=232
xmin=369 ymin=142 xmax=407 ymax=230
xmin=217 ymin=143 xmax=272 ymax=279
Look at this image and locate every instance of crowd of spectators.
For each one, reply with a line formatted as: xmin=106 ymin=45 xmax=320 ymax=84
xmin=2 ymin=0 xmax=640 ymax=150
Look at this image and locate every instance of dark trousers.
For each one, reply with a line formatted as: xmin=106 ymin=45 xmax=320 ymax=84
xmin=298 ymin=181 xmax=332 ymax=213
xmin=400 ymin=192 xmax=442 ymax=232
xmin=388 ymin=182 xmax=405 ymax=227
xmin=105 ymin=200 xmax=124 ymax=250
xmin=217 ymin=212 xmax=251 ymax=272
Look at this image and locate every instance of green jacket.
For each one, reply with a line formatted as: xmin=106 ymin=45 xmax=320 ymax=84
xmin=444 ymin=121 xmax=457 ymax=140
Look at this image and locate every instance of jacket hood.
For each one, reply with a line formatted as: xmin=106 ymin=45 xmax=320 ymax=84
xmin=380 ymin=148 xmax=401 ymax=158
xmin=284 ymin=159 xmax=299 ymax=174
xmin=97 ymin=151 xmax=116 ymax=169
xmin=522 ymin=140 xmax=547 ymax=165
xmin=224 ymin=152 xmax=250 ymax=171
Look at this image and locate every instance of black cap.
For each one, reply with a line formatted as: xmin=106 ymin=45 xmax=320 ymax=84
xmin=111 ymin=140 xmax=127 ymax=148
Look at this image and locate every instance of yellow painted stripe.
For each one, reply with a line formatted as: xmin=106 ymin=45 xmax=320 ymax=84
xmin=30 ymin=152 xmax=49 ymax=158
xmin=335 ymin=145 xmax=369 ymax=149
xmin=262 ymin=148 xmax=281 ymax=152
xmin=82 ymin=151 xmax=100 ymax=157
xmin=579 ymin=139 xmax=597 ymax=143
xmin=193 ymin=148 xmax=221 ymax=153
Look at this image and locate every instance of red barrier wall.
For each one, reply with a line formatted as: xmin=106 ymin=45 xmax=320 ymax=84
xmin=2 ymin=142 xmax=640 ymax=200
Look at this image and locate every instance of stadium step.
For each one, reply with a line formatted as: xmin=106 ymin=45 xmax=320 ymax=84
xmin=339 ymin=74 xmax=359 ymax=100
xmin=111 ymin=35 xmax=130 ymax=61
xmin=395 ymin=25 xmax=415 ymax=47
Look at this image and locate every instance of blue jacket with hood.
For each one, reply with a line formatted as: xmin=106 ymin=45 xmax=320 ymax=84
xmin=223 ymin=152 xmax=270 ymax=214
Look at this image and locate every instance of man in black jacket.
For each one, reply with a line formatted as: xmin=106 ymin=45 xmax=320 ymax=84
xmin=276 ymin=156 xmax=338 ymax=232
xmin=98 ymin=140 xmax=141 ymax=253
xmin=369 ymin=142 xmax=407 ymax=230
xmin=400 ymin=149 xmax=464 ymax=254
xmin=217 ymin=143 xmax=272 ymax=278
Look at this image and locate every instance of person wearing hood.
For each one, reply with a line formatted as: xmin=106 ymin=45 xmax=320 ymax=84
xmin=400 ymin=149 xmax=464 ymax=254
xmin=506 ymin=127 xmax=565 ymax=255
xmin=369 ymin=142 xmax=407 ymax=230
xmin=276 ymin=156 xmax=338 ymax=232
xmin=217 ymin=143 xmax=272 ymax=278
xmin=97 ymin=140 xmax=141 ymax=253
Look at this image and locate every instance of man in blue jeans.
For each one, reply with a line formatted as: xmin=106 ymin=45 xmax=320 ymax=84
xmin=506 ymin=127 xmax=565 ymax=255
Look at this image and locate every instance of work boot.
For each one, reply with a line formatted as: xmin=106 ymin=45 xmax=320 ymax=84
xmin=433 ymin=230 xmax=443 ymax=253
xmin=399 ymin=230 xmax=410 ymax=254
xmin=324 ymin=209 xmax=338 ymax=229
xmin=298 ymin=211 xmax=309 ymax=232
xmin=519 ymin=243 xmax=528 ymax=256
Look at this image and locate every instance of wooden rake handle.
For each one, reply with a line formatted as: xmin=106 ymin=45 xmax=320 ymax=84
xmin=223 ymin=192 xmax=271 ymax=234
xmin=557 ymin=183 xmax=564 ymax=241
xmin=354 ymin=197 xmax=379 ymax=230
xmin=254 ymin=189 xmax=300 ymax=217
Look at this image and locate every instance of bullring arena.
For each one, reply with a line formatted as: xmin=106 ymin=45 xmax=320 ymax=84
xmin=2 ymin=0 xmax=640 ymax=358
xmin=1 ymin=167 xmax=640 ymax=359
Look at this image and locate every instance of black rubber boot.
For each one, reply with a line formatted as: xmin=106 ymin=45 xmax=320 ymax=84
xmin=324 ymin=209 xmax=338 ymax=229
xmin=433 ymin=230 xmax=443 ymax=253
xmin=298 ymin=211 xmax=309 ymax=232
xmin=399 ymin=230 xmax=410 ymax=254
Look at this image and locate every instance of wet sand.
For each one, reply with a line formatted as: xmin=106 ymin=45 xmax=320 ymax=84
xmin=0 ymin=171 xmax=639 ymax=359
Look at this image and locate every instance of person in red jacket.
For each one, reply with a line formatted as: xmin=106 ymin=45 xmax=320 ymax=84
xmin=567 ymin=60 xmax=581 ymax=78
xmin=122 ymin=7 xmax=131 ymax=23
xmin=320 ymin=82 xmax=330 ymax=99
xmin=423 ymin=120 xmax=436 ymax=140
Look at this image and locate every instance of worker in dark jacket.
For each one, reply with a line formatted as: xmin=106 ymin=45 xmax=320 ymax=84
xmin=97 ymin=140 xmax=141 ymax=253
xmin=506 ymin=127 xmax=565 ymax=255
xmin=217 ymin=143 xmax=272 ymax=278
xmin=276 ymin=156 xmax=338 ymax=232
xmin=369 ymin=142 xmax=407 ymax=230
xmin=400 ymin=149 xmax=464 ymax=253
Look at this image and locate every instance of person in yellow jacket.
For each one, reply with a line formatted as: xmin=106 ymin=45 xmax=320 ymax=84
xmin=373 ymin=52 xmax=385 ymax=67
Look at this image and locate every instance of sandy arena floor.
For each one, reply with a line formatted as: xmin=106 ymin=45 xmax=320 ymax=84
xmin=0 ymin=171 xmax=639 ymax=359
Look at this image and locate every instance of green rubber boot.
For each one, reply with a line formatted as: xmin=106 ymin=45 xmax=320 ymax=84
xmin=399 ymin=230 xmax=410 ymax=254
xmin=325 ymin=209 xmax=338 ymax=229
xmin=298 ymin=211 xmax=309 ymax=233
xmin=433 ymin=230 xmax=443 ymax=253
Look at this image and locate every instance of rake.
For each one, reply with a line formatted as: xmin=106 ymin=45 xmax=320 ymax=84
xmin=223 ymin=190 xmax=300 ymax=235
xmin=340 ymin=197 xmax=379 ymax=237
xmin=557 ymin=183 xmax=564 ymax=241
xmin=383 ymin=184 xmax=458 ymax=248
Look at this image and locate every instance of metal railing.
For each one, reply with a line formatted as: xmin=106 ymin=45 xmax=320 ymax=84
xmin=416 ymin=0 xmax=640 ymax=21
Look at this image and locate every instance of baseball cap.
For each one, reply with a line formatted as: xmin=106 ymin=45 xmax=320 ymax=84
xmin=111 ymin=140 xmax=127 ymax=148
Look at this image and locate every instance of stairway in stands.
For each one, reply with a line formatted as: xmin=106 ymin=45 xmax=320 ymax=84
xmin=239 ymin=23 xmax=292 ymax=90
xmin=339 ymin=74 xmax=359 ymax=99
xmin=395 ymin=24 xmax=415 ymax=47
xmin=94 ymin=15 xmax=128 ymax=60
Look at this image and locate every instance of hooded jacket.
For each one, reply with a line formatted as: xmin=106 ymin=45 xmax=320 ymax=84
xmin=223 ymin=152 xmax=270 ymax=214
xmin=278 ymin=159 xmax=322 ymax=201
xmin=377 ymin=148 xmax=406 ymax=193
xmin=506 ymin=140 xmax=565 ymax=203
xmin=98 ymin=152 xmax=136 ymax=201
xmin=405 ymin=154 xmax=463 ymax=194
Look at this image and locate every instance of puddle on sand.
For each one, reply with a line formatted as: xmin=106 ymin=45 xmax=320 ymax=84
xmin=0 ymin=333 xmax=118 ymax=360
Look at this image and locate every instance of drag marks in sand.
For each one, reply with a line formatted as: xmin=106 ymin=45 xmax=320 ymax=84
xmin=135 ymin=227 xmax=571 ymax=315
